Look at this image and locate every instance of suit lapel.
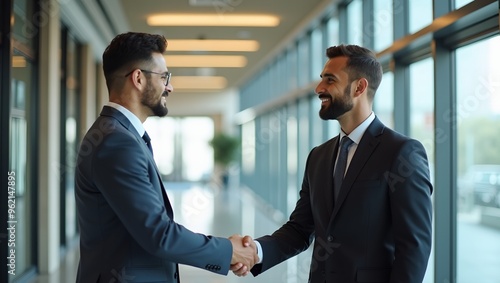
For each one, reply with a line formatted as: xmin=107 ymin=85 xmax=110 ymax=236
xmin=329 ymin=118 xmax=384 ymax=223
xmin=100 ymin=106 xmax=175 ymax=218
xmin=325 ymin=136 xmax=341 ymax=216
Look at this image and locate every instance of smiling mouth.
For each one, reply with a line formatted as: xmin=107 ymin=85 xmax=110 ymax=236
xmin=319 ymin=95 xmax=331 ymax=105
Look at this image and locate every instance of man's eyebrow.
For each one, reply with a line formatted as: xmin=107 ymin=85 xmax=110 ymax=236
xmin=320 ymin=73 xmax=336 ymax=79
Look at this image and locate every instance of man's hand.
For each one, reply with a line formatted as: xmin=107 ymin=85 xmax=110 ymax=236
xmin=229 ymin=234 xmax=258 ymax=277
xmin=229 ymin=235 xmax=257 ymax=276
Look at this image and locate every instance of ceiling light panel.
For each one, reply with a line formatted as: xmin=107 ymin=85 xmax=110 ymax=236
xmin=165 ymin=55 xmax=247 ymax=67
xmin=167 ymin=40 xmax=259 ymax=52
xmin=12 ymin=56 xmax=26 ymax=68
xmin=148 ymin=14 xmax=280 ymax=27
xmin=172 ymin=76 xmax=227 ymax=90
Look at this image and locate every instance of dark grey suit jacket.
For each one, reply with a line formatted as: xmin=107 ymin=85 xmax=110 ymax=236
xmin=75 ymin=106 xmax=232 ymax=283
xmin=251 ymin=117 xmax=433 ymax=283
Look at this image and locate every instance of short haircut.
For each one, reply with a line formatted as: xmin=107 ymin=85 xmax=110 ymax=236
xmin=326 ymin=44 xmax=383 ymax=100
xmin=102 ymin=32 xmax=167 ymax=90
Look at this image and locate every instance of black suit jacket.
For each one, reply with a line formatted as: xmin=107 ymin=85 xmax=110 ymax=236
xmin=251 ymin=117 xmax=433 ymax=283
xmin=75 ymin=106 xmax=232 ymax=283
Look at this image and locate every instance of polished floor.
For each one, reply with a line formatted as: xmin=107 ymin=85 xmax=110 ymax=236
xmin=28 ymin=182 xmax=500 ymax=283
xmin=29 ymin=182 xmax=313 ymax=283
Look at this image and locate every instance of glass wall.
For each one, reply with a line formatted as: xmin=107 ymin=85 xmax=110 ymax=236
xmin=10 ymin=53 xmax=35 ymax=280
xmin=455 ymin=0 xmax=474 ymax=10
xmin=325 ymin=16 xmax=339 ymax=48
xmin=310 ymin=28 xmax=323 ymax=82
xmin=409 ymin=57 xmax=435 ymax=283
xmin=144 ymin=116 xmax=215 ymax=183
xmin=8 ymin=0 xmax=37 ymax=280
xmin=409 ymin=0 xmax=433 ymax=33
xmin=409 ymin=57 xmax=435 ymax=173
xmin=455 ymin=35 xmax=500 ymax=283
xmin=180 ymin=118 xmax=215 ymax=182
xmin=373 ymin=0 xmax=393 ymax=51
xmin=374 ymin=71 xmax=394 ymax=128
xmin=59 ymin=28 xmax=81 ymax=247
xmin=347 ymin=0 xmax=363 ymax=45
xmin=237 ymin=1 xmax=499 ymax=282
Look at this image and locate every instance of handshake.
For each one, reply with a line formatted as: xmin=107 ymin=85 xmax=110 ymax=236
xmin=229 ymin=234 xmax=258 ymax=277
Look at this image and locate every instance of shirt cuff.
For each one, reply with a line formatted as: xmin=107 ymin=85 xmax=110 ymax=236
xmin=254 ymin=240 xmax=263 ymax=264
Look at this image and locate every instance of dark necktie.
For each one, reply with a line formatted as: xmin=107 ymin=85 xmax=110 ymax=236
xmin=142 ymin=131 xmax=153 ymax=156
xmin=334 ymin=136 xmax=353 ymax=202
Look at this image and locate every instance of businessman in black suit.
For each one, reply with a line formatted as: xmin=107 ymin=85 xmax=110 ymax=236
xmin=233 ymin=44 xmax=433 ymax=282
xmin=75 ymin=32 xmax=257 ymax=283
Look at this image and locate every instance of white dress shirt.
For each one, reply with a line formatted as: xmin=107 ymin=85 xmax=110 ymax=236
xmin=107 ymin=102 xmax=145 ymax=138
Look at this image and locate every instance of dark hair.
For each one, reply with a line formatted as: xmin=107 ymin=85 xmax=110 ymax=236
xmin=102 ymin=32 xmax=167 ymax=89
xmin=326 ymin=44 xmax=382 ymax=100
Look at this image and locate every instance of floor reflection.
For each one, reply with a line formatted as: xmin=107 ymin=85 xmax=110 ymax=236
xmin=29 ymin=182 xmax=312 ymax=283
xmin=27 ymin=182 xmax=500 ymax=283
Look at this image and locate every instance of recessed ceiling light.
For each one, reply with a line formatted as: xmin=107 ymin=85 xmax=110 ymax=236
xmin=167 ymin=40 xmax=259 ymax=52
xmin=171 ymin=76 xmax=227 ymax=90
xmin=12 ymin=56 xmax=26 ymax=67
xmin=148 ymin=14 xmax=280 ymax=27
xmin=165 ymin=55 xmax=247 ymax=67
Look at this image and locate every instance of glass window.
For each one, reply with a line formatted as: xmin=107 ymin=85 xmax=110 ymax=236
xmin=60 ymin=32 xmax=81 ymax=245
xmin=455 ymin=0 xmax=474 ymax=10
xmin=374 ymin=71 xmax=394 ymax=129
xmin=144 ymin=116 xmax=214 ymax=183
xmin=268 ymin=109 xmax=283 ymax=209
xmin=347 ymin=0 xmax=363 ymax=45
xmin=297 ymin=98 xmax=310 ymax=189
xmin=144 ymin=117 xmax=175 ymax=178
xmin=409 ymin=57 xmax=435 ymax=175
xmin=10 ymin=54 xmax=35 ymax=281
xmin=373 ymin=0 xmax=393 ymax=51
xmin=455 ymin=35 xmax=500 ymax=283
xmin=241 ymin=120 xmax=256 ymax=176
xmin=286 ymin=46 xmax=298 ymax=92
xmin=326 ymin=16 xmax=339 ymax=47
xmin=269 ymin=61 xmax=279 ymax=99
xmin=409 ymin=0 xmax=433 ymax=34
xmin=309 ymin=94 xmax=323 ymax=146
xmin=181 ymin=117 xmax=214 ymax=182
xmin=409 ymin=57 xmax=435 ymax=283
xmin=277 ymin=54 xmax=286 ymax=94
xmin=256 ymin=115 xmax=270 ymax=199
xmin=12 ymin=0 xmax=36 ymax=51
xmin=311 ymin=28 xmax=323 ymax=82
xmin=298 ymin=36 xmax=310 ymax=87
xmin=286 ymin=104 xmax=298 ymax=214
xmin=8 ymin=0 xmax=37 ymax=279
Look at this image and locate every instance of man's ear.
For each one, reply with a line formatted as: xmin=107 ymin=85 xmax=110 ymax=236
xmin=353 ymin=78 xmax=368 ymax=97
xmin=130 ymin=69 xmax=147 ymax=91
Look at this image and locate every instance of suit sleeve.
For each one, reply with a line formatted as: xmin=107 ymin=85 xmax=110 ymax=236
xmin=387 ymin=139 xmax=433 ymax=282
xmin=251 ymin=149 xmax=316 ymax=276
xmin=91 ymin=131 xmax=232 ymax=275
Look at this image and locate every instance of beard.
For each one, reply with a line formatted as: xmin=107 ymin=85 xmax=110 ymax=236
xmin=141 ymin=80 xmax=168 ymax=117
xmin=319 ymin=83 xmax=353 ymax=120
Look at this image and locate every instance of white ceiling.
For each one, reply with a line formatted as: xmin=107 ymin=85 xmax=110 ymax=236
xmin=67 ymin=0 xmax=335 ymax=94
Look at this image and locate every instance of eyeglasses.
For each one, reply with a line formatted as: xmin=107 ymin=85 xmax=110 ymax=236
xmin=125 ymin=69 xmax=172 ymax=86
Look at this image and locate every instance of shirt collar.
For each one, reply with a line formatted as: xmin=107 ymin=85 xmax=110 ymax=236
xmin=106 ymin=102 xmax=145 ymax=137
xmin=339 ymin=112 xmax=375 ymax=145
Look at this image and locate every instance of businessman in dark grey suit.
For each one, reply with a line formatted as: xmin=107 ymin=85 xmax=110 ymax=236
xmin=75 ymin=32 xmax=257 ymax=283
xmin=233 ymin=44 xmax=433 ymax=282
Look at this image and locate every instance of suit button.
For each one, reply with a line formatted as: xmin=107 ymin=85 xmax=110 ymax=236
xmin=327 ymin=235 xmax=334 ymax=242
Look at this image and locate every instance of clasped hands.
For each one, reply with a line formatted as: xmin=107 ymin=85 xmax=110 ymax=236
xmin=229 ymin=234 xmax=257 ymax=277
